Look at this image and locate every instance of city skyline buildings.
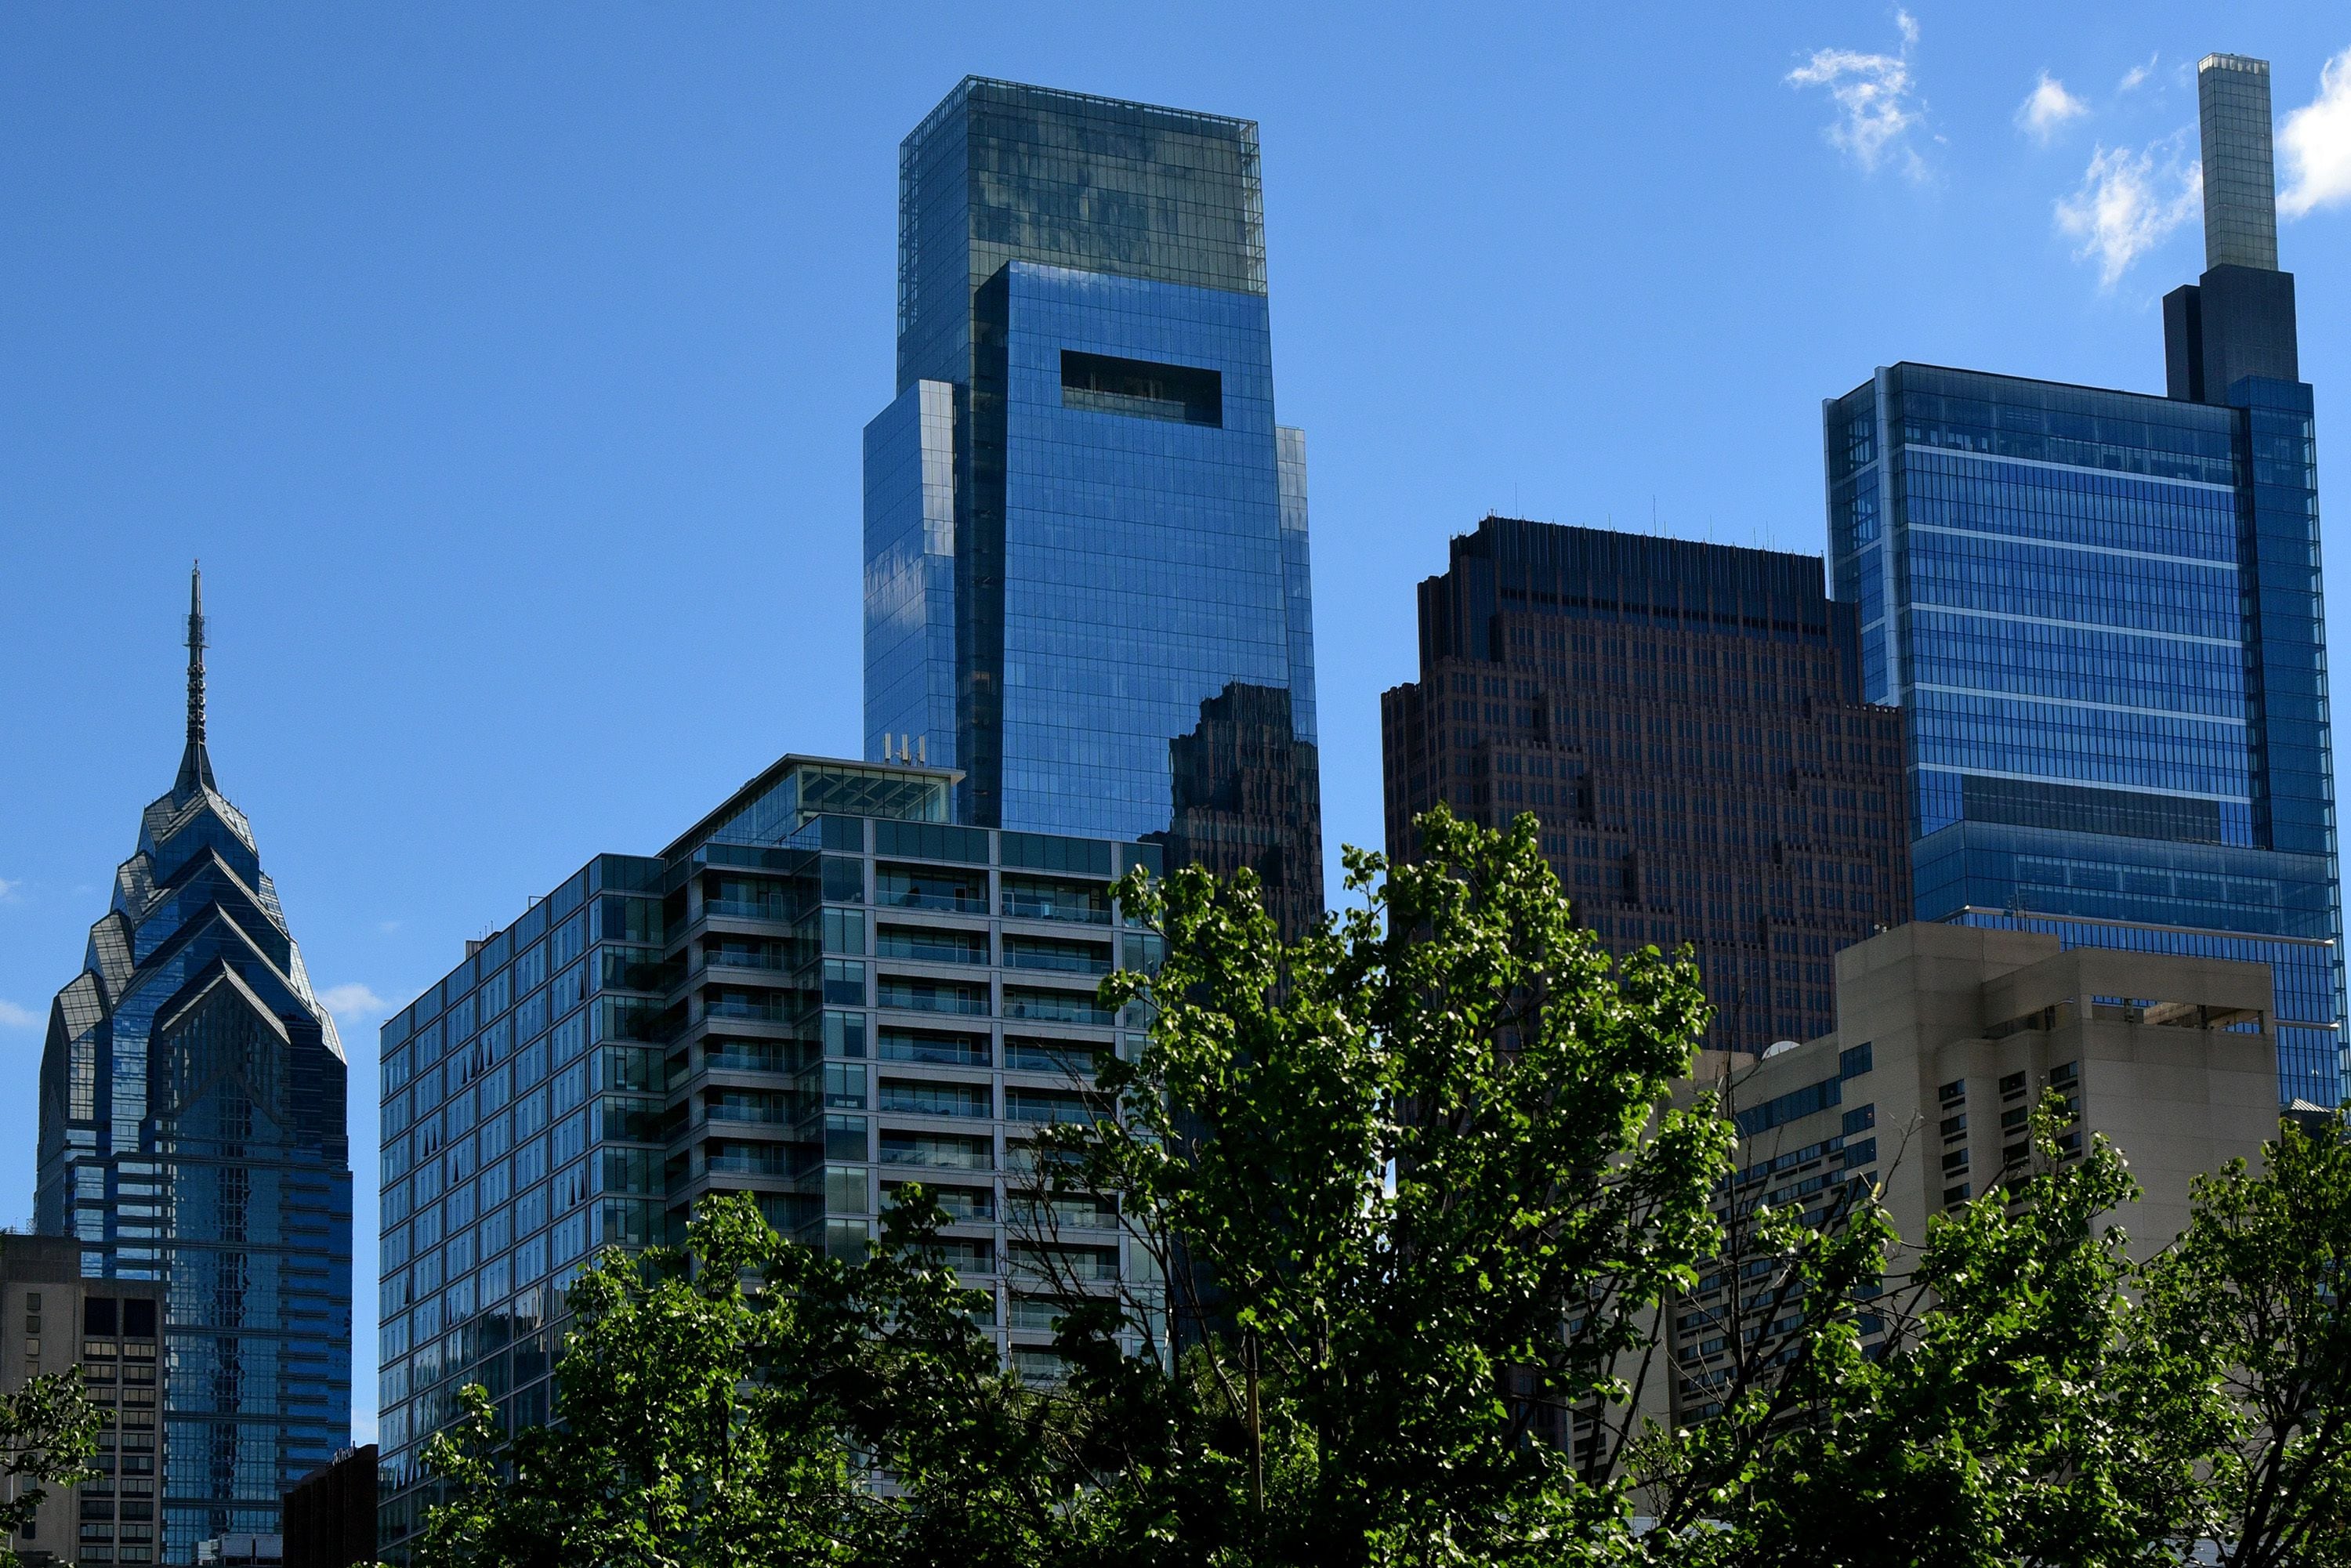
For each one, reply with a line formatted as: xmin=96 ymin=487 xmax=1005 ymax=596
xmin=8 ymin=24 xmax=2351 ymax=1475
xmin=34 ymin=568 xmax=354 ymax=1563
xmin=861 ymin=77 xmax=1324 ymax=928
xmin=1825 ymin=51 xmax=2343 ymax=1105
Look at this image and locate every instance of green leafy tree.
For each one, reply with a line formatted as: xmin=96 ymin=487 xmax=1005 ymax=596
xmin=421 ymin=1189 xmax=1059 ymax=1567
xmin=1636 ymin=1099 xmax=2209 ymax=1568
xmin=413 ymin=807 xmax=2351 ymax=1568
xmin=2138 ymin=1106 xmax=2351 ymax=1566
xmin=0 ymin=1369 xmax=101 ymax=1568
xmin=1023 ymin=804 xmax=1735 ymax=1565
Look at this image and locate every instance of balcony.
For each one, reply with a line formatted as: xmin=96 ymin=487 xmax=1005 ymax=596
xmin=878 ymin=977 xmax=991 ymax=1017
xmin=1001 ymin=877 xmax=1112 ymax=925
xmin=1005 ymin=1090 xmax=1102 ymax=1125
xmin=878 ymin=1132 xmax=994 ymax=1171
xmin=875 ymin=927 xmax=991 ymax=965
xmin=1002 ymin=987 xmax=1112 ymax=1026
xmin=878 ymin=1081 xmax=992 ymax=1119
xmin=704 ymin=998 xmax=791 ymax=1025
xmin=705 ymin=1093 xmax=795 ymax=1125
xmin=1003 ymin=938 xmax=1112 ymax=976
xmin=705 ymin=897 xmax=793 ymax=923
xmin=876 ymin=887 xmax=987 ymax=915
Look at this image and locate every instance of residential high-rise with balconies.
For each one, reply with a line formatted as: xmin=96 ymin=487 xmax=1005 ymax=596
xmin=1824 ymin=52 xmax=2342 ymax=1105
xmin=372 ymin=755 xmax=1161 ymax=1560
xmin=863 ymin=78 xmax=1322 ymax=929
xmin=34 ymin=570 xmax=353 ymax=1563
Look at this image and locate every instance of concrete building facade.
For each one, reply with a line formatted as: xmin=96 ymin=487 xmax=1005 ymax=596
xmin=1667 ymin=922 xmax=2280 ymax=1425
xmin=0 ymin=1234 xmax=168 ymax=1566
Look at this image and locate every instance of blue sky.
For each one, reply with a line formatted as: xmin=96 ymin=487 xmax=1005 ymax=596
xmin=5 ymin=2 xmax=2349 ymax=1443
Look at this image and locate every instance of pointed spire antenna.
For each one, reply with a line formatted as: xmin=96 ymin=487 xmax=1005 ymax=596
xmin=176 ymin=561 xmax=218 ymax=795
xmin=187 ymin=561 xmax=206 ymax=750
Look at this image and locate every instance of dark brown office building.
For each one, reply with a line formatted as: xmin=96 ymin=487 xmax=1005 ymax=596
xmin=281 ymin=1443 xmax=375 ymax=1568
xmin=1380 ymin=517 xmax=1911 ymax=1054
xmin=1149 ymin=681 xmax=1324 ymax=940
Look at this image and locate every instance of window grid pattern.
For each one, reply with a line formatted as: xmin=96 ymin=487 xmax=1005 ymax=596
xmin=1826 ymin=362 xmax=2344 ymax=1104
xmin=35 ymin=733 xmax=352 ymax=1563
xmin=374 ymin=771 xmax=1163 ymax=1563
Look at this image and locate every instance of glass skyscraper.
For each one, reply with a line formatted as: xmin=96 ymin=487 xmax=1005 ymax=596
xmin=864 ymin=78 xmax=1322 ymax=926
xmin=36 ymin=570 xmax=353 ymax=1563
xmin=1824 ymin=54 xmax=2341 ymax=1104
xmin=373 ymin=754 xmax=1163 ymax=1560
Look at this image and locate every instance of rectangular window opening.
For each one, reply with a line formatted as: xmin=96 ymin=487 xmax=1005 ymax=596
xmin=1060 ymin=350 xmax=1223 ymax=427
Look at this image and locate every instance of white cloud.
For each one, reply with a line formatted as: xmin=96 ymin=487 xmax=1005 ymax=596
xmin=2119 ymin=53 xmax=2157 ymax=92
xmin=319 ymin=983 xmax=390 ymax=1022
xmin=2055 ymin=133 xmax=2202 ymax=286
xmin=0 ymin=878 xmax=20 ymax=903
xmin=2280 ymin=47 xmax=2351 ymax=220
xmin=0 ymin=1000 xmax=40 ymax=1030
xmin=2018 ymin=71 xmax=2089 ymax=141
xmin=1788 ymin=9 xmax=1928 ymax=178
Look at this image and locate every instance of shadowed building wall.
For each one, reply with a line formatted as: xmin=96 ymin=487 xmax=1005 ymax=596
xmin=1382 ymin=517 xmax=1910 ymax=1055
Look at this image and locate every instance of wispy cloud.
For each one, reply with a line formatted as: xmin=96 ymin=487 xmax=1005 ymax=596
xmin=2280 ymin=47 xmax=2351 ymax=220
xmin=1788 ymin=10 xmax=1928 ymax=179
xmin=2017 ymin=71 xmax=2089 ymax=142
xmin=0 ymin=878 xmax=21 ymax=904
xmin=2055 ymin=132 xmax=2201 ymax=286
xmin=320 ymin=983 xmax=390 ymax=1022
xmin=0 ymin=1000 xmax=41 ymax=1030
xmin=2119 ymin=53 xmax=2158 ymax=92
xmin=377 ymin=919 xmax=404 ymax=936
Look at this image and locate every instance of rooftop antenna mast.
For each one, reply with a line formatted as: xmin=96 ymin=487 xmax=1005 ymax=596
xmin=176 ymin=560 xmax=218 ymax=793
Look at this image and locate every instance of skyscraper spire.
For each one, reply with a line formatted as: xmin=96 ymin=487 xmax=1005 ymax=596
xmin=176 ymin=560 xmax=217 ymax=795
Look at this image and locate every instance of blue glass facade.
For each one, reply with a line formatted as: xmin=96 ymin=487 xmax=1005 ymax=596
xmin=863 ymin=79 xmax=1320 ymax=920
xmin=35 ymin=572 xmax=353 ymax=1563
xmin=1826 ymin=364 xmax=2342 ymax=1103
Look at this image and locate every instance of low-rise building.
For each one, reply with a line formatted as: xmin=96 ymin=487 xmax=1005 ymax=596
xmin=281 ymin=1443 xmax=374 ymax=1568
xmin=0 ymin=1234 xmax=168 ymax=1566
xmin=1665 ymin=921 xmax=2280 ymax=1426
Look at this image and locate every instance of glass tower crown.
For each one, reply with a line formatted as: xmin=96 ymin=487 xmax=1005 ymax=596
xmin=35 ymin=568 xmax=354 ymax=1562
xmin=864 ymin=78 xmax=1322 ymax=929
xmin=1828 ymin=51 xmax=2341 ymax=1106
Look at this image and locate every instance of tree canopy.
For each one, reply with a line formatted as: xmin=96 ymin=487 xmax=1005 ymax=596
xmin=422 ymin=807 xmax=2351 ymax=1567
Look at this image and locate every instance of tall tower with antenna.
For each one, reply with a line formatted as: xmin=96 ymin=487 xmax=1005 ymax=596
xmin=35 ymin=567 xmax=354 ymax=1561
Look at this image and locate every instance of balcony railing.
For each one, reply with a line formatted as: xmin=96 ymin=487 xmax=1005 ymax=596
xmin=705 ymin=999 xmax=791 ymax=1024
xmin=1001 ymin=896 xmax=1111 ymax=925
xmin=705 ymin=897 xmax=792 ymax=922
xmin=1002 ymin=990 xmax=1112 ymax=1025
xmin=877 ymin=888 xmax=988 ymax=914
xmin=878 ymin=981 xmax=991 ymax=1016
xmin=1005 ymin=1092 xmax=1101 ymax=1124
xmin=1003 ymin=945 xmax=1112 ymax=976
